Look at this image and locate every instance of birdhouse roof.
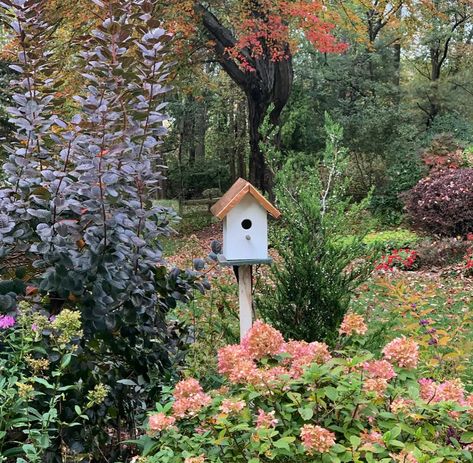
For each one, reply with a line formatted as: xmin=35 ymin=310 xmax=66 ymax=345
xmin=210 ymin=178 xmax=281 ymax=220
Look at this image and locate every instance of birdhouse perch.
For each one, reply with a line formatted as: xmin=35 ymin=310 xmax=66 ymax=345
xmin=211 ymin=178 xmax=281 ymax=339
xmin=210 ymin=178 xmax=281 ymax=265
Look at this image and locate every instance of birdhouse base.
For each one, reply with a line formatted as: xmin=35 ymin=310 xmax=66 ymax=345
xmin=217 ymin=255 xmax=273 ymax=266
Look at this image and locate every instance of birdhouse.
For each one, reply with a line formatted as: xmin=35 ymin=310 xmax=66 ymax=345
xmin=210 ymin=178 xmax=281 ymax=264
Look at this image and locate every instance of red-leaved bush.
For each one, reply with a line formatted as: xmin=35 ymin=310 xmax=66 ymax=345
xmin=376 ymin=249 xmax=418 ymax=271
xmin=403 ymin=168 xmax=473 ymax=237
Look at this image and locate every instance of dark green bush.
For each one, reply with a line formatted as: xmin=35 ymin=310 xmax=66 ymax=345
xmin=257 ymin=115 xmax=374 ymax=343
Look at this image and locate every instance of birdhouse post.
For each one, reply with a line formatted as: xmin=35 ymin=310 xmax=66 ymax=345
xmin=210 ymin=178 xmax=281 ymax=340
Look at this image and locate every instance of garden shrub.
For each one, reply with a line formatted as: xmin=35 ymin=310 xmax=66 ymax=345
xmin=257 ymin=114 xmax=373 ymax=343
xmin=337 ymin=229 xmax=420 ymax=253
xmin=362 ymin=229 xmax=420 ymax=251
xmin=421 ymin=133 xmax=473 ymax=173
xmin=0 ymin=1 xmax=207 ymax=458
xmin=415 ymin=238 xmax=471 ymax=269
xmin=138 ymin=319 xmax=473 ymax=463
xmin=404 ymin=168 xmax=473 ymax=237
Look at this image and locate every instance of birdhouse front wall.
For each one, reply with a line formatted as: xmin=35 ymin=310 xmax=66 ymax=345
xmin=223 ymin=195 xmax=268 ymax=261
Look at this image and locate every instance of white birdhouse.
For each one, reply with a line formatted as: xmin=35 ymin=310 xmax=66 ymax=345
xmin=211 ymin=178 xmax=281 ymax=264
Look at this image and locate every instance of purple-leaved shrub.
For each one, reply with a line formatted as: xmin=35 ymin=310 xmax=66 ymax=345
xmin=0 ymin=0 xmax=206 ymax=457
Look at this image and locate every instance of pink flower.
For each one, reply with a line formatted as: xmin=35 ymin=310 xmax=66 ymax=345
xmin=284 ymin=340 xmax=331 ymax=377
xmin=390 ymin=397 xmax=413 ymax=414
xmin=339 ymin=312 xmax=367 ymax=336
xmin=252 ymin=366 xmax=290 ymax=387
xmin=390 ymin=451 xmax=418 ymax=463
xmin=363 ymin=378 xmax=388 ymax=398
xmin=360 ymin=430 xmax=384 ymax=451
xmin=437 ymin=379 xmax=465 ymax=403
xmin=419 ymin=378 xmax=465 ymax=404
xmin=300 ymin=425 xmax=336 ymax=454
xmin=219 ymin=399 xmax=246 ymax=414
xmin=148 ymin=413 xmax=176 ymax=432
xmin=217 ymin=344 xmax=257 ymax=384
xmin=241 ymin=320 xmax=285 ymax=359
xmin=172 ymin=378 xmax=211 ymax=418
xmin=382 ymin=337 xmax=419 ymax=369
xmin=419 ymin=378 xmax=437 ymax=402
xmin=184 ymin=455 xmax=205 ymax=463
xmin=363 ymin=360 xmax=396 ymax=381
xmin=255 ymin=409 xmax=278 ymax=428
xmin=0 ymin=315 xmax=15 ymax=329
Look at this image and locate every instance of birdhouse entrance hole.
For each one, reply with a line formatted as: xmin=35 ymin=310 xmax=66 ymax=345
xmin=241 ymin=219 xmax=252 ymax=230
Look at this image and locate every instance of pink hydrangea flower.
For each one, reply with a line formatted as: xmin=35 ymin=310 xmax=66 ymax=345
xmin=252 ymin=366 xmax=291 ymax=387
xmin=219 ymin=399 xmax=246 ymax=414
xmin=390 ymin=451 xmax=418 ymax=463
xmin=241 ymin=320 xmax=285 ymax=359
xmin=363 ymin=360 xmax=396 ymax=381
xmin=284 ymin=340 xmax=332 ymax=377
xmin=217 ymin=344 xmax=257 ymax=384
xmin=363 ymin=378 xmax=388 ymax=398
xmin=419 ymin=378 xmax=465 ymax=404
xmin=419 ymin=378 xmax=437 ymax=402
xmin=300 ymin=424 xmax=336 ymax=454
xmin=0 ymin=315 xmax=15 ymax=329
xmin=360 ymin=430 xmax=384 ymax=451
xmin=382 ymin=337 xmax=419 ymax=369
xmin=255 ymin=409 xmax=278 ymax=428
xmin=184 ymin=455 xmax=205 ymax=463
xmin=390 ymin=397 xmax=413 ymax=414
xmin=339 ymin=312 xmax=367 ymax=336
xmin=172 ymin=378 xmax=211 ymax=418
xmin=148 ymin=412 xmax=176 ymax=432
xmin=437 ymin=379 xmax=465 ymax=403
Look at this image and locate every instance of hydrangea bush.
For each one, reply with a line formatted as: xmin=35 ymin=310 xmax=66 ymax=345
xmin=138 ymin=319 xmax=473 ymax=463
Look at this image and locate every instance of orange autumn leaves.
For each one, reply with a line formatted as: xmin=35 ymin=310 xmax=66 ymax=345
xmin=158 ymin=0 xmax=347 ymax=73
xmin=226 ymin=0 xmax=347 ymax=71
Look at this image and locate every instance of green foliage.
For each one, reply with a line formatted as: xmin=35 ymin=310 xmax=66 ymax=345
xmin=338 ymin=229 xmax=421 ymax=253
xmin=0 ymin=303 xmax=91 ymax=462
xmin=257 ymin=114 xmax=373 ymax=343
xmin=137 ymin=321 xmax=473 ymax=463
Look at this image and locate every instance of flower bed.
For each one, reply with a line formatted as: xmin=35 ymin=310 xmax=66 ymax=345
xmin=138 ymin=319 xmax=473 ymax=462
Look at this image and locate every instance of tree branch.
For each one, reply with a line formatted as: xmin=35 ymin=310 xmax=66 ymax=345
xmin=194 ymin=2 xmax=250 ymax=89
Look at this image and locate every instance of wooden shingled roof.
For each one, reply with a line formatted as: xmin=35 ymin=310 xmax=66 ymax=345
xmin=210 ymin=178 xmax=281 ymax=220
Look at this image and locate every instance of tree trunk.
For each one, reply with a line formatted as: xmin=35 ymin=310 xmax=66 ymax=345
xmin=235 ymin=99 xmax=246 ymax=179
xmin=195 ymin=100 xmax=207 ymax=160
xmin=247 ymin=96 xmax=268 ymax=190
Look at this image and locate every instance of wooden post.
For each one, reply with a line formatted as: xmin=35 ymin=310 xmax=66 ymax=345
xmin=238 ymin=265 xmax=253 ymax=340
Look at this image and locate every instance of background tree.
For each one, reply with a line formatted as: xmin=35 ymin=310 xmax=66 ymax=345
xmin=156 ymin=0 xmax=348 ymax=192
